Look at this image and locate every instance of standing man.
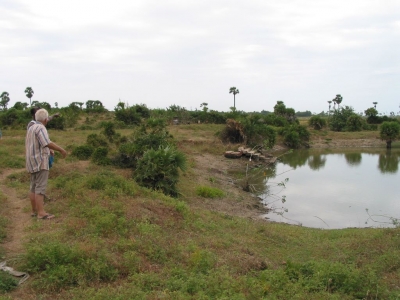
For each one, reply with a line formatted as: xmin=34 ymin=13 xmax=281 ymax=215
xmin=27 ymin=106 xmax=60 ymax=129
xmin=25 ymin=109 xmax=67 ymax=219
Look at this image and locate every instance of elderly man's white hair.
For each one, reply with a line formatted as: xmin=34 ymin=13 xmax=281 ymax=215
xmin=35 ymin=109 xmax=49 ymax=122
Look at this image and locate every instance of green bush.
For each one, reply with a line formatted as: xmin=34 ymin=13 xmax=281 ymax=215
xmin=86 ymin=134 xmax=108 ymax=148
xmin=71 ymin=145 xmax=94 ymax=160
xmin=308 ymin=116 xmax=326 ymax=130
xmin=196 ymin=186 xmax=225 ymax=198
xmin=134 ymin=146 xmax=186 ymax=197
xmin=346 ymin=114 xmax=364 ymax=131
xmin=380 ymin=121 xmax=400 ymax=148
xmin=280 ymin=125 xmax=310 ymax=148
xmin=91 ymin=147 xmax=110 ymax=165
xmin=0 ymin=271 xmax=18 ymax=293
xmin=114 ymin=123 xmax=173 ymax=168
xmin=329 ymin=106 xmax=356 ymax=132
xmin=100 ymin=121 xmax=119 ymax=142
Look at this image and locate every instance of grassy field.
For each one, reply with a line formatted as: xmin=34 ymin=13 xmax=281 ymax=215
xmin=1 ymin=121 xmax=400 ymax=299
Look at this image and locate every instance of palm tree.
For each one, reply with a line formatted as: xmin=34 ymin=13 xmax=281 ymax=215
xmin=373 ymin=102 xmax=378 ymax=109
xmin=334 ymin=94 xmax=343 ymax=109
xmin=24 ymin=87 xmax=34 ymax=106
xmin=0 ymin=91 xmax=10 ymax=110
xmin=327 ymin=100 xmax=332 ymax=115
xmin=229 ymin=87 xmax=239 ymax=109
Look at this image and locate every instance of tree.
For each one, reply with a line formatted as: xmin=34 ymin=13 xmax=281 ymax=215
xmin=200 ymin=102 xmax=208 ymax=112
xmin=13 ymin=101 xmax=28 ymax=110
xmin=0 ymin=92 xmax=10 ymax=110
xmin=24 ymin=87 xmax=34 ymax=106
xmin=334 ymin=94 xmax=343 ymax=109
xmin=380 ymin=121 xmax=400 ymax=149
xmin=327 ymin=100 xmax=332 ymax=115
xmin=229 ymin=87 xmax=239 ymax=109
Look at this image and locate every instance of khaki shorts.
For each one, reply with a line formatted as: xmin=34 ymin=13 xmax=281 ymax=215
xmin=30 ymin=170 xmax=49 ymax=195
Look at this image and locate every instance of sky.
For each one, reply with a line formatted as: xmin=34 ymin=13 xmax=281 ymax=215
xmin=1 ymin=0 xmax=400 ymax=114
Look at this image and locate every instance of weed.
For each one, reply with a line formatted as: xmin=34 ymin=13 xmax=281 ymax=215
xmin=0 ymin=271 xmax=18 ymax=293
xmin=196 ymin=186 xmax=224 ymax=198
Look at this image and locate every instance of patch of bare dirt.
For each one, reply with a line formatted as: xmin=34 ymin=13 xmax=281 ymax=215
xmin=1 ymin=168 xmax=29 ymax=257
xmin=188 ymin=153 xmax=268 ymax=220
xmin=309 ymin=138 xmax=383 ymax=148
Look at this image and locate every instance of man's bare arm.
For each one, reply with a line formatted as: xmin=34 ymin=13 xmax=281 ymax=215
xmin=47 ymin=142 xmax=67 ymax=158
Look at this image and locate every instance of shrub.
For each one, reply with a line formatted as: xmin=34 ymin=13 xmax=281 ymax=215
xmin=346 ymin=114 xmax=364 ymax=131
xmin=86 ymin=134 xmax=108 ymax=148
xmin=114 ymin=104 xmax=150 ymax=125
xmin=114 ymin=123 xmax=173 ymax=168
xmin=380 ymin=121 xmax=400 ymax=149
xmin=0 ymin=271 xmax=18 ymax=292
xmin=329 ymin=106 xmax=356 ymax=132
xmin=308 ymin=116 xmax=326 ymax=130
xmin=46 ymin=115 xmax=65 ymax=130
xmin=196 ymin=186 xmax=224 ymax=198
xmin=71 ymin=145 xmax=94 ymax=160
xmin=134 ymin=146 xmax=186 ymax=197
xmin=280 ymin=125 xmax=310 ymax=148
xmin=92 ymin=147 xmax=110 ymax=165
xmin=100 ymin=121 xmax=118 ymax=142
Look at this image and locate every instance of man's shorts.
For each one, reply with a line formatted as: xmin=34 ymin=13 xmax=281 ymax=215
xmin=30 ymin=170 xmax=49 ymax=195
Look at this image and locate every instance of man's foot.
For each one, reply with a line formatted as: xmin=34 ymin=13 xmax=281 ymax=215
xmin=31 ymin=212 xmax=37 ymax=217
xmin=38 ymin=214 xmax=55 ymax=220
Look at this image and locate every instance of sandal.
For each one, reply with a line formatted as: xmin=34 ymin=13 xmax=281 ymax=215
xmin=38 ymin=214 xmax=55 ymax=220
xmin=31 ymin=213 xmax=37 ymax=217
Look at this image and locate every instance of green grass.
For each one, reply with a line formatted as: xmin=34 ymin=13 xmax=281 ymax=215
xmin=1 ymin=121 xmax=400 ymax=299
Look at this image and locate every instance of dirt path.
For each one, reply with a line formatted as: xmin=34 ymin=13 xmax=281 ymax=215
xmin=1 ymin=168 xmax=29 ymax=257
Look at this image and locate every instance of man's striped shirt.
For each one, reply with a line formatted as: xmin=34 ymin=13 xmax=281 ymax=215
xmin=25 ymin=122 xmax=51 ymax=173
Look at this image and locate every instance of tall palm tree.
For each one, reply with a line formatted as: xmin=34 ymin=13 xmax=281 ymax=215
xmin=229 ymin=87 xmax=239 ymax=109
xmin=327 ymin=100 xmax=332 ymax=116
xmin=334 ymin=94 xmax=343 ymax=109
xmin=24 ymin=87 xmax=34 ymax=106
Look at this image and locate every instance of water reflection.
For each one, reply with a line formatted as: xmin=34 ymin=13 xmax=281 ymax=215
xmin=345 ymin=153 xmax=362 ymax=167
xmin=378 ymin=150 xmax=399 ymax=174
xmin=262 ymin=148 xmax=400 ymax=229
xmin=308 ymin=154 xmax=327 ymax=170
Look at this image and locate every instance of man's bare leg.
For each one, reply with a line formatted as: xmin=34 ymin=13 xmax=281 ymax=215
xmin=35 ymin=194 xmax=53 ymax=218
xmin=29 ymin=192 xmax=36 ymax=215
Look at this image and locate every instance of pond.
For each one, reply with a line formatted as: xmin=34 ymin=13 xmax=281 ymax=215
xmin=256 ymin=148 xmax=400 ymax=229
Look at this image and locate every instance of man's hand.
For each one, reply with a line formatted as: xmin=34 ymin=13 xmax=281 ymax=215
xmin=60 ymin=149 xmax=67 ymax=158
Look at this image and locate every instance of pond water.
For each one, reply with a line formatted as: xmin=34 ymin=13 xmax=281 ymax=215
xmin=257 ymin=148 xmax=400 ymax=229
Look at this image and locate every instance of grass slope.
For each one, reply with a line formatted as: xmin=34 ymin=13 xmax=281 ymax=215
xmin=0 ymin=123 xmax=399 ymax=299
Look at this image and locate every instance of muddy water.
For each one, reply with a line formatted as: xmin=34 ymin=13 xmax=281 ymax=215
xmin=259 ymin=148 xmax=400 ymax=229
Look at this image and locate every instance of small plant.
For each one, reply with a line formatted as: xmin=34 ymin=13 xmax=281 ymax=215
xmin=0 ymin=271 xmax=18 ymax=292
xmin=196 ymin=186 xmax=224 ymax=198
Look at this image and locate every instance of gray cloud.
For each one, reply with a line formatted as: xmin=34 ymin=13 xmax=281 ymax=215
xmin=1 ymin=0 xmax=399 ymax=113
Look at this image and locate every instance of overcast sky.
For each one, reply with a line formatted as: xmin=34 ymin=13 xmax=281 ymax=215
xmin=1 ymin=0 xmax=399 ymax=114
